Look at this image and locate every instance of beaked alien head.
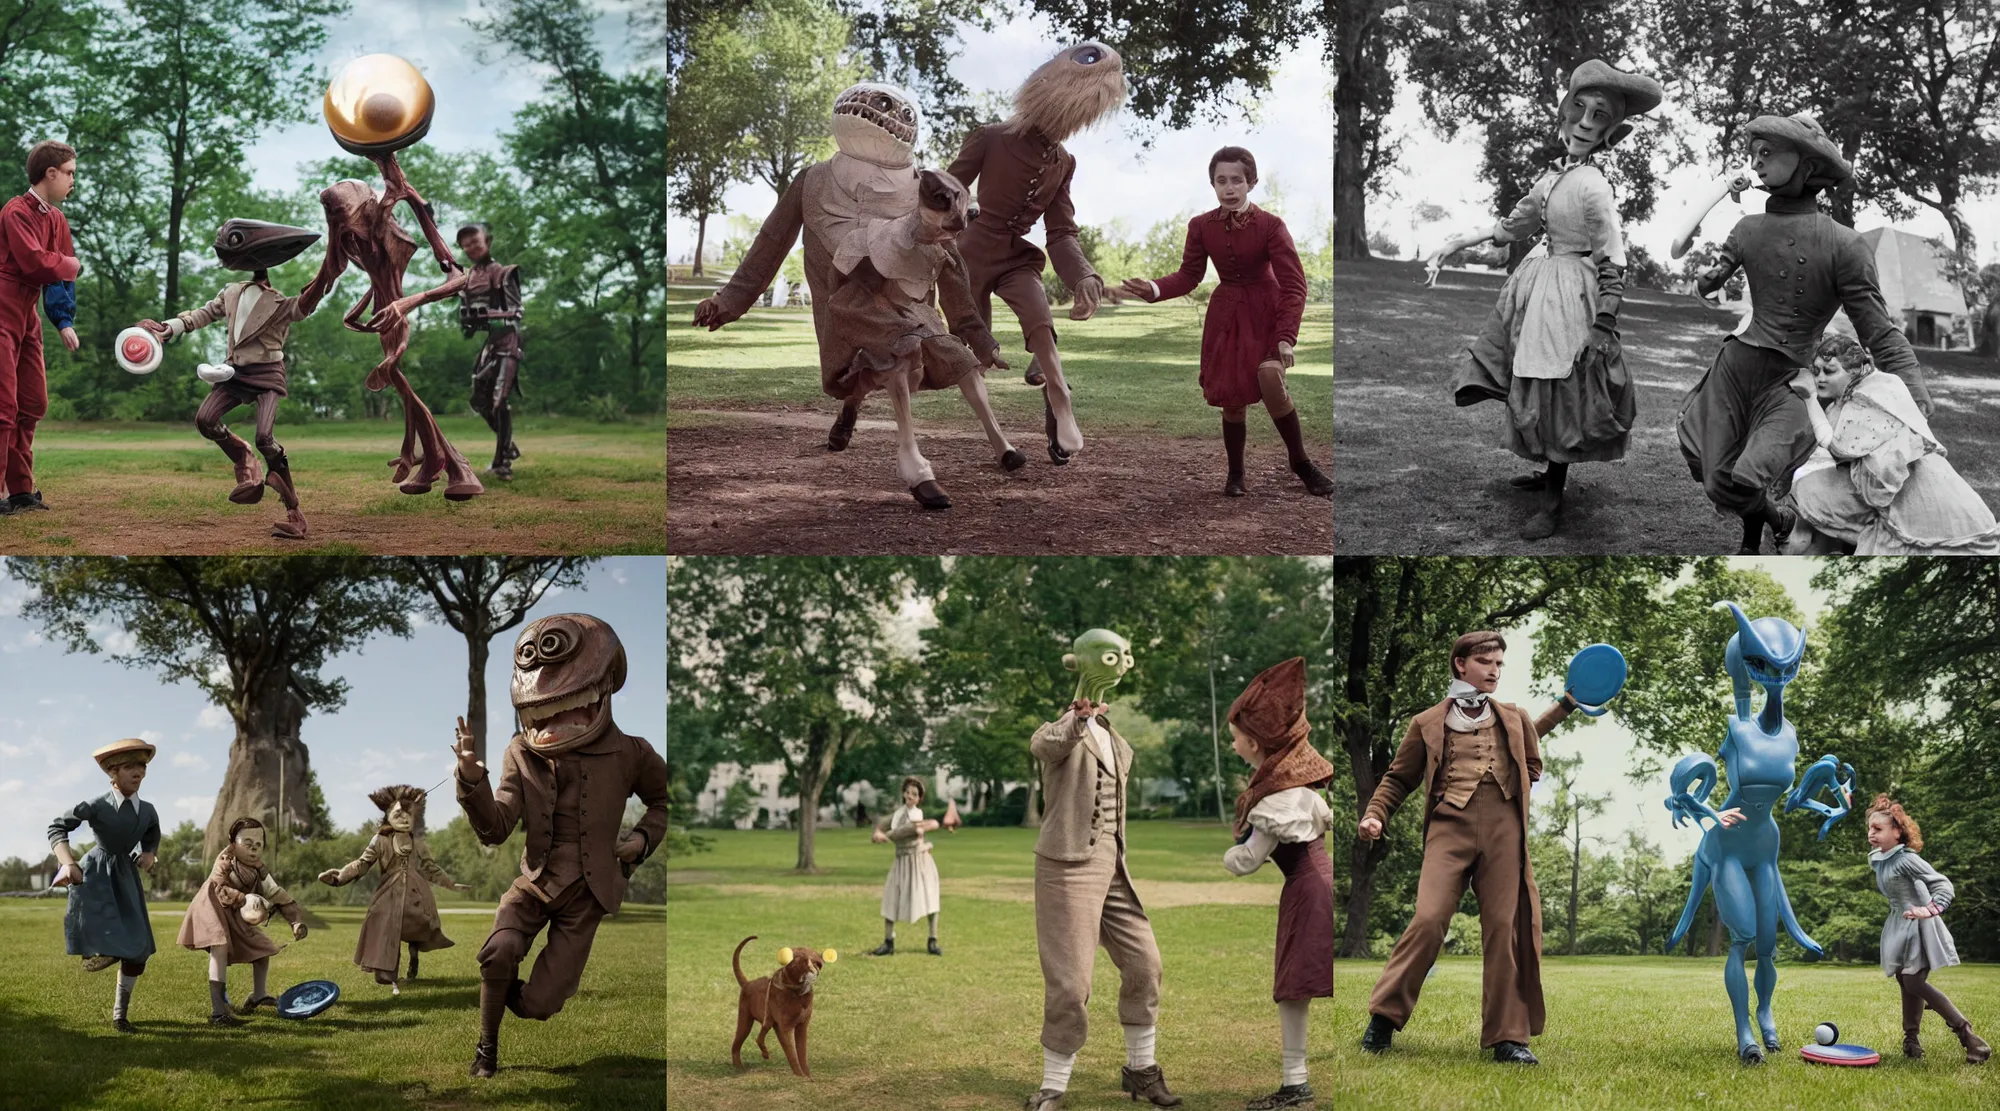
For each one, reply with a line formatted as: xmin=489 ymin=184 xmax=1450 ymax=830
xmin=1714 ymin=600 xmax=1806 ymax=690
xmin=1063 ymin=628 xmax=1133 ymax=703
xmin=213 ymin=220 xmax=322 ymax=272
xmin=831 ymin=83 xmax=919 ymax=168
xmin=512 ymin=613 xmax=626 ymax=756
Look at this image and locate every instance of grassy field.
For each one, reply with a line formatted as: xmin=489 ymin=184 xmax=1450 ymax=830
xmin=666 ymin=279 xmax=1335 ymax=554
xmin=0 ymin=897 xmax=665 ymax=1110
xmin=1333 ymin=256 xmax=2000 ymax=554
xmin=669 ymin=825 xmax=1998 ymax=1110
xmin=0 ymin=415 xmax=664 ymax=554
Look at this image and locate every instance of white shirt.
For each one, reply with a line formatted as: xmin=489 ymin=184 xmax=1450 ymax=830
xmin=1222 ymin=787 xmax=1332 ymax=875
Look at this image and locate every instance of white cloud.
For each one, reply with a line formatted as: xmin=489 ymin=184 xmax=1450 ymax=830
xmin=0 ymin=779 xmax=22 ymax=795
xmin=196 ymin=706 xmax=232 ymax=732
xmin=205 ymin=660 xmax=231 ymax=685
xmin=171 ymin=751 xmax=208 ymax=771
xmin=139 ymin=730 xmax=165 ymax=744
xmin=610 ymin=567 xmax=629 ymax=586
xmin=174 ymin=796 xmax=215 ymax=817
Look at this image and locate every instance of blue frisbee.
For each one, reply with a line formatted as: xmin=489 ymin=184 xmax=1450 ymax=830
xmin=276 ymin=979 xmax=341 ymax=1019
xmin=1801 ymin=1042 xmax=1879 ymax=1066
xmin=1564 ymin=644 xmax=1627 ymax=717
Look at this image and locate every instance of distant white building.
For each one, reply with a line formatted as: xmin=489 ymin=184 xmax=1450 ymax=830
xmin=695 ymin=763 xmax=994 ymax=829
xmin=1860 ymin=227 xmax=1967 ymax=349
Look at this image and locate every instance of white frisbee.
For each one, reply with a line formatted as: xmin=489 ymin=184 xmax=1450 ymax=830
xmin=114 ymin=327 xmax=163 ymax=375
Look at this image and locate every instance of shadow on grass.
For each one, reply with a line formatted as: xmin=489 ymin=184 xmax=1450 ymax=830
xmin=515 ymin=1053 xmax=667 ymax=1111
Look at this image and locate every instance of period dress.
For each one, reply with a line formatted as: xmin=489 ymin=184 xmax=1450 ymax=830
xmin=176 ymin=846 xmax=302 ymax=964
xmin=1222 ymin=786 xmax=1335 ymax=1000
xmin=1791 ymin=370 xmax=2000 ymax=554
xmin=1452 ymin=158 xmax=1635 ymax=464
xmin=1871 ymin=845 xmax=1959 ymax=976
xmin=329 ymin=831 xmax=459 ymax=977
xmin=1144 ymin=205 xmax=1307 ymax=409
xmin=877 ymin=803 xmax=942 ymax=922
xmin=48 ymin=793 xmax=160 ymax=962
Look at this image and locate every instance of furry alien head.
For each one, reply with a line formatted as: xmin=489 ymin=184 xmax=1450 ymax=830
xmin=512 ymin=613 xmax=626 ymax=756
xmin=368 ymin=784 xmax=427 ymax=834
xmin=1008 ymin=41 xmax=1126 ymax=143
xmin=1064 ymin=628 xmax=1133 ymax=703
xmin=832 ymin=82 xmax=920 ymax=168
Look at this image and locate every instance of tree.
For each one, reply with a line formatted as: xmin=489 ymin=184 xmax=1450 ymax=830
xmin=11 ymin=558 xmax=414 ymax=858
xmin=473 ymin=0 xmax=667 ymax=399
xmin=1328 ymin=555 xmax=1691 ymax=958
xmin=398 ymin=557 xmax=594 ymax=766
xmin=735 ymin=0 xmax=861 ymax=198
xmin=111 ymin=0 xmax=345 ymax=315
xmin=667 ymin=556 xmax=944 ymax=871
xmin=1333 ymin=0 xmax=1401 ymax=258
xmin=669 ymin=10 xmax=754 ymax=275
xmin=1612 ymin=830 xmax=1680 ymax=954
xmin=1537 ymin=750 xmax=1609 ymax=955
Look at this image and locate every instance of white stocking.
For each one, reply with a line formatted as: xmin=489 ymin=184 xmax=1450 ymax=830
xmin=1279 ymin=998 xmax=1310 ymax=1086
xmin=1040 ymin=1047 xmax=1076 ymax=1093
xmin=884 ymin=370 xmax=935 ymax=487
xmin=956 ymin=371 xmax=1016 ymax=460
xmin=207 ymin=946 xmax=228 ymax=983
xmin=1123 ymin=1023 xmax=1156 ymax=1068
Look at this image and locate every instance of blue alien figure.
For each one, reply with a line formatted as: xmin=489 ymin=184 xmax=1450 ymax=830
xmin=1665 ymin=601 xmax=1855 ymax=1064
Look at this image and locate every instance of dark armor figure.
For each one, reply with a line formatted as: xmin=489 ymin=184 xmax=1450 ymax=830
xmin=456 ymin=223 xmax=523 ymax=480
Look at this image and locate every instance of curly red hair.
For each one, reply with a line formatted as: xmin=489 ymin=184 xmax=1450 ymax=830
xmin=1867 ymin=794 xmax=1922 ymax=852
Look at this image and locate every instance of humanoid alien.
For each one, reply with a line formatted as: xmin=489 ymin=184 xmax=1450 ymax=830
xmin=1027 ymin=629 xmax=1181 ymax=1110
xmin=455 ymin=222 xmax=523 ymax=480
xmin=319 ymin=784 xmax=471 ymax=993
xmin=139 ymin=220 xmax=345 ymax=539
xmin=176 ymin=817 xmax=307 ymax=1026
xmin=1664 ymin=601 xmax=1855 ymax=1063
xmin=697 ymin=83 xmax=1021 ymax=510
xmin=948 ymin=42 xmax=1125 ymax=465
xmin=451 ymin=613 xmax=670 ymax=1078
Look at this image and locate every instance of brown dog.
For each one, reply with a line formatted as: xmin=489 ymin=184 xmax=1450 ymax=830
xmin=731 ymin=935 xmax=838 ymax=1077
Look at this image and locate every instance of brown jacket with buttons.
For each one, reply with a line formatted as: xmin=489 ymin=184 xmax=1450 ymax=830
xmin=1030 ymin=709 xmax=1132 ymax=862
xmin=1363 ymin=699 xmax=1570 ymax=832
xmin=946 ymin=123 xmax=1097 ymax=291
xmin=1698 ymin=197 xmax=1928 ymax=406
xmin=456 ymin=727 xmax=670 ymax=913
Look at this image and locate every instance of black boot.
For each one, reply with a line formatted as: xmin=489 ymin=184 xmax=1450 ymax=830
xmin=869 ymin=938 xmax=895 ymax=957
xmin=1223 ymin=419 xmax=1247 ymax=496
xmin=1492 ymin=1041 xmax=1539 ymax=1065
xmin=470 ymin=1039 xmax=499 ymax=1079
xmin=1246 ymin=1083 xmax=1315 ymax=1110
xmin=1270 ymin=411 xmax=1332 ymax=496
xmin=472 ymin=978 xmax=506 ymax=1077
xmin=208 ymin=980 xmax=244 ymax=1027
xmin=407 ymin=944 xmax=420 ymax=982
xmin=927 ymin=937 xmax=942 ymax=956
xmin=1360 ymin=1014 xmax=1395 ymax=1053
xmin=827 ymin=403 xmax=859 ymax=452
xmin=1044 ymin=395 xmax=1070 ymax=465
xmin=1738 ymin=511 xmax=1764 ymax=555
xmin=1119 ymin=1064 xmax=1182 ymax=1107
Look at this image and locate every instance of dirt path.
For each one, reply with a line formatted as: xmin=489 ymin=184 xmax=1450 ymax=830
xmin=668 ymin=407 xmax=1333 ymax=555
xmin=1335 ymin=257 xmax=2000 ymax=554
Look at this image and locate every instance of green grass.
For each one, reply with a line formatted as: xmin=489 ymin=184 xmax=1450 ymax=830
xmin=669 ymin=826 xmax=1998 ymax=1109
xmin=3 ymin=415 xmax=664 ymax=553
xmin=666 ymin=279 xmax=1332 ymax=443
xmin=0 ymin=898 xmax=664 ymax=1110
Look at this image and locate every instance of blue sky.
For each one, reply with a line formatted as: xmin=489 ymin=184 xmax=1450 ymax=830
xmin=0 ymin=557 xmax=664 ymax=862
xmin=242 ymin=0 xmax=650 ymax=195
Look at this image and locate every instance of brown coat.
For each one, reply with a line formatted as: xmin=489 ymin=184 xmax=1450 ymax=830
xmin=176 ymin=849 xmax=302 ymax=964
xmin=172 ymin=281 xmax=314 ymax=366
xmin=334 ymin=832 xmax=457 ymax=974
xmin=706 ymin=160 xmax=989 ymax=398
xmin=456 ymin=727 xmax=669 ymax=914
xmin=946 ymin=123 xmax=1095 ymax=291
xmin=1030 ymin=710 xmax=1132 ymax=863
xmin=1363 ymin=699 xmax=1571 ymax=1035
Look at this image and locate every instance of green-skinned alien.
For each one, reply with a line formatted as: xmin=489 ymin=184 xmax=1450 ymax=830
xmin=1063 ymin=628 xmax=1133 ymax=705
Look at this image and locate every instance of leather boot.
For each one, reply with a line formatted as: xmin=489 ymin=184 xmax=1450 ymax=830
xmin=1222 ymin=419 xmax=1246 ymax=497
xmin=1954 ymin=1021 xmax=1992 ymax=1064
xmin=208 ymin=980 xmax=244 ymax=1027
xmin=1360 ymin=1013 xmax=1394 ymax=1053
xmin=827 ymin=404 xmax=859 ymax=452
xmin=1120 ymin=1064 xmax=1182 ymax=1106
xmin=470 ymin=1039 xmax=499 ymax=1078
xmin=408 ymin=944 xmax=420 ymax=981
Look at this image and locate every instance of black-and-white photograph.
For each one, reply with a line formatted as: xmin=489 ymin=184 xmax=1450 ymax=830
xmin=1332 ymin=0 xmax=2000 ymax=554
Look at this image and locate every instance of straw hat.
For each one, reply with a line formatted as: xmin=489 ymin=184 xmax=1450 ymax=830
xmin=1567 ymin=59 xmax=1664 ymax=117
xmin=1743 ymin=113 xmax=1853 ymax=188
xmin=91 ymin=738 xmax=157 ymax=772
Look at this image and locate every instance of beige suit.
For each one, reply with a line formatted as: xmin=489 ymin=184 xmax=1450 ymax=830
xmin=1031 ymin=709 xmax=1161 ymax=1055
xmin=171 ymin=281 xmax=313 ymax=366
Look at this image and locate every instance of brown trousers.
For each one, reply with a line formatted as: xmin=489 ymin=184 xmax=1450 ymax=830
xmin=1035 ymin=835 xmax=1161 ymax=1055
xmin=477 ymin=875 xmax=609 ymax=1020
xmin=1368 ymin=780 xmax=1532 ymax=1047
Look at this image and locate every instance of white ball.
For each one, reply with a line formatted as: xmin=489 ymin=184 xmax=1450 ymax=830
xmin=1814 ymin=1022 xmax=1838 ymax=1046
xmin=197 ymin=362 xmax=237 ymax=384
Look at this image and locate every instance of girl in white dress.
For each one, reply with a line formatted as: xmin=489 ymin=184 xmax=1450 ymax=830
xmin=869 ymin=776 xmax=943 ymax=956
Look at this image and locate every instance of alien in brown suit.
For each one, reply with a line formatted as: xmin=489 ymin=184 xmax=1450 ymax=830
xmin=452 ymin=612 xmax=670 ymax=1078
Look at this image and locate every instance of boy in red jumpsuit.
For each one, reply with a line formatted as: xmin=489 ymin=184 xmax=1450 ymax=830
xmin=0 ymin=140 xmax=79 ymax=514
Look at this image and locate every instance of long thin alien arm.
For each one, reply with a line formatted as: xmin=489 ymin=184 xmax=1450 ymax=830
xmin=1665 ymin=751 xmax=1727 ymax=830
xmin=1785 ymin=753 xmax=1856 ymax=840
xmin=294 ymin=234 xmax=350 ymax=318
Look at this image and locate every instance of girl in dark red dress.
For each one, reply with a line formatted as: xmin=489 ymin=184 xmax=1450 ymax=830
xmin=1121 ymin=148 xmax=1330 ymax=498
xmin=1221 ymin=658 xmax=1335 ymax=1110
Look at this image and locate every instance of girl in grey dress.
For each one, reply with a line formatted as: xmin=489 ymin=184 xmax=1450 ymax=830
xmin=1867 ymin=796 xmax=1990 ymax=1063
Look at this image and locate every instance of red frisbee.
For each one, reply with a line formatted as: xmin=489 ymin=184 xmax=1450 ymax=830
xmin=1801 ymin=1042 xmax=1880 ymax=1066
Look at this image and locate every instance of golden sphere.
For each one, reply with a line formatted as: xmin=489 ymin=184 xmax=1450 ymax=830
xmin=324 ymin=54 xmax=436 ymax=155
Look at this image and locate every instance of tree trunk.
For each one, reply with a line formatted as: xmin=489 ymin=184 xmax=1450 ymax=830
xmin=1332 ymin=0 xmax=1376 ymax=260
xmin=202 ymin=669 xmax=310 ymax=861
xmin=1567 ymin=819 xmax=1581 ymax=955
xmin=1977 ymin=299 xmax=2000 ymax=359
xmin=693 ymin=210 xmax=709 ymax=277
xmin=793 ymin=722 xmax=840 ymax=873
xmin=1707 ymin=912 xmax=1724 ymax=958
xmin=466 ymin=626 xmax=492 ymax=767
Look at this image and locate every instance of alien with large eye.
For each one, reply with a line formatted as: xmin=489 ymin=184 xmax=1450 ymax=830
xmin=945 ymin=41 xmax=1128 ymax=469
